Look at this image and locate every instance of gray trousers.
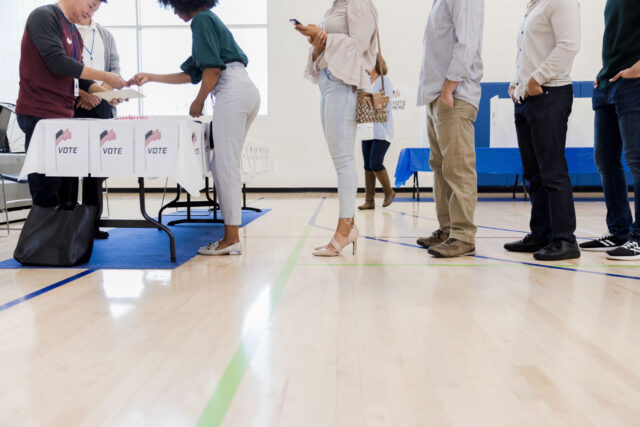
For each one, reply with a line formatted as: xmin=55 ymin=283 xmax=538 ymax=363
xmin=211 ymin=63 xmax=261 ymax=225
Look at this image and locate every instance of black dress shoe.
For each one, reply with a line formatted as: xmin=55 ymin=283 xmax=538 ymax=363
xmin=504 ymin=234 xmax=548 ymax=252
xmin=533 ymin=240 xmax=580 ymax=261
xmin=95 ymin=230 xmax=110 ymax=239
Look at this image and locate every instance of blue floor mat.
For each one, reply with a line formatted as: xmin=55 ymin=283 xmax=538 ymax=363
xmin=0 ymin=209 xmax=270 ymax=270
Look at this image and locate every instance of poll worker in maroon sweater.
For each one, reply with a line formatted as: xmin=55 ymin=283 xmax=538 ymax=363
xmin=16 ymin=0 xmax=127 ymax=208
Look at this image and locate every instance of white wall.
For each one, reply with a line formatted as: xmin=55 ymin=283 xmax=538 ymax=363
xmin=0 ymin=1 xmax=26 ymax=104
xmin=250 ymin=0 xmax=606 ymax=189
xmin=0 ymin=0 xmax=607 ymax=189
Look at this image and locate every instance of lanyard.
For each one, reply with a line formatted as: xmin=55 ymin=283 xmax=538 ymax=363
xmin=56 ymin=4 xmax=80 ymax=61
xmin=83 ymin=28 xmax=96 ymax=62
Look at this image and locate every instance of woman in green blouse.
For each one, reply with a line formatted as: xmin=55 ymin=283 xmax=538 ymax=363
xmin=130 ymin=0 xmax=260 ymax=256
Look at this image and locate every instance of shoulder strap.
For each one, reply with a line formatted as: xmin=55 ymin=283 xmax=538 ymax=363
xmin=376 ymin=29 xmax=385 ymax=93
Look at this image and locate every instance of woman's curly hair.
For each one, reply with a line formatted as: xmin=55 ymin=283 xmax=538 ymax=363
xmin=157 ymin=0 xmax=218 ymax=15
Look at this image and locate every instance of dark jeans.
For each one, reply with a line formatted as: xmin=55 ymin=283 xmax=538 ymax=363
xmin=593 ymin=77 xmax=640 ymax=242
xmin=16 ymin=114 xmax=78 ymax=208
xmin=362 ymin=139 xmax=390 ymax=172
xmin=514 ymin=85 xmax=576 ymax=243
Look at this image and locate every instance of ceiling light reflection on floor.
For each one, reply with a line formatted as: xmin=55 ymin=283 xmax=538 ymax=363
xmin=108 ymin=302 xmax=136 ymax=319
xmin=143 ymin=271 xmax=173 ymax=285
xmin=101 ymin=271 xmax=145 ymax=299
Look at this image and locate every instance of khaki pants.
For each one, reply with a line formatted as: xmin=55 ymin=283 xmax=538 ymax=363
xmin=426 ymin=97 xmax=478 ymax=244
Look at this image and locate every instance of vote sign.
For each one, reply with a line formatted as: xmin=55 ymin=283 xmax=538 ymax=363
xmin=180 ymin=121 xmax=206 ymax=177
xmin=44 ymin=120 xmax=89 ymax=176
xmin=89 ymin=120 xmax=135 ymax=177
xmin=134 ymin=120 xmax=178 ymax=177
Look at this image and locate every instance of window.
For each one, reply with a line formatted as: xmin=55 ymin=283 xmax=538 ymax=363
xmin=95 ymin=0 xmax=268 ymax=116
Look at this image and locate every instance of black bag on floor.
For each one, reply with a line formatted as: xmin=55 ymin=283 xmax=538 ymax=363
xmin=13 ymin=204 xmax=97 ymax=266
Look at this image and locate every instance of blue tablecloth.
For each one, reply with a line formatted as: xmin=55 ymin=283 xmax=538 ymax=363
xmin=394 ymin=148 xmax=430 ymax=188
xmin=394 ymin=147 xmax=607 ymax=188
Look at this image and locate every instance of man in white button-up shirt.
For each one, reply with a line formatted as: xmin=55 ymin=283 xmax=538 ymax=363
xmin=416 ymin=0 xmax=484 ymax=258
xmin=504 ymin=0 xmax=581 ymax=261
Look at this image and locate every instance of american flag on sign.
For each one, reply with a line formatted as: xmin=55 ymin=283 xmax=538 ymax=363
xmin=100 ymin=129 xmax=116 ymax=147
xmin=145 ymin=129 xmax=162 ymax=146
xmin=55 ymin=129 xmax=72 ymax=146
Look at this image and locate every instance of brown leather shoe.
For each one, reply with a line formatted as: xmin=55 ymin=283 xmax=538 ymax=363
xmin=417 ymin=230 xmax=448 ymax=248
xmin=428 ymin=238 xmax=475 ymax=258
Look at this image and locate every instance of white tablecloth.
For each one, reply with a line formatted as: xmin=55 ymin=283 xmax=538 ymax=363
xmin=19 ymin=118 xmax=276 ymax=196
xmin=19 ymin=118 xmax=207 ymax=196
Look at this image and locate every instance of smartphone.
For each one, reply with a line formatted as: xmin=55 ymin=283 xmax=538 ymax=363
xmin=289 ymin=18 xmax=302 ymax=25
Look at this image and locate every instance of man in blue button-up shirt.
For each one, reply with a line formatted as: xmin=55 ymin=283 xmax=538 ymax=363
xmin=416 ymin=0 xmax=484 ymax=258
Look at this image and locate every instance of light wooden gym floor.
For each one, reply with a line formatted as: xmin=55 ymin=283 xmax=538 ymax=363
xmin=1 ymin=193 xmax=639 ymax=427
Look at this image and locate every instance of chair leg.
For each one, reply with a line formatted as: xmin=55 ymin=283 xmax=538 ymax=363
xmin=2 ymin=177 xmax=9 ymax=236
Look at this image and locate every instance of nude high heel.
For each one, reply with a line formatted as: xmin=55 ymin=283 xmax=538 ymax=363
xmin=313 ymin=225 xmax=359 ymax=257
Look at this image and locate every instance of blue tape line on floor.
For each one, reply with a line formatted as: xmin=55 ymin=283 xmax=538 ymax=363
xmin=0 ymin=269 xmax=97 ymax=312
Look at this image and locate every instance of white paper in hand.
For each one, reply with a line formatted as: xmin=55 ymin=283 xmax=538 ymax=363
xmin=94 ymin=88 xmax=145 ymax=102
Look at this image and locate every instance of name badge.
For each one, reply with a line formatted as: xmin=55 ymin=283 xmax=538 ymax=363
xmin=74 ymin=79 xmax=79 ymax=97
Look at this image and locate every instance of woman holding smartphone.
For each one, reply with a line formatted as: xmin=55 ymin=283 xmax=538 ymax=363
xmin=130 ymin=0 xmax=260 ymax=256
xmin=295 ymin=0 xmax=379 ymax=257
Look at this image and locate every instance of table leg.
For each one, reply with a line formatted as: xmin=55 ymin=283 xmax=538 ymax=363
xmin=158 ymin=184 xmax=181 ymax=225
xmin=242 ymin=183 xmax=262 ymax=213
xmin=158 ymin=180 xmax=223 ymax=226
xmin=412 ymin=173 xmax=417 ymax=200
xmin=100 ymin=178 xmax=177 ymax=263
xmin=138 ymin=179 xmax=176 ymax=263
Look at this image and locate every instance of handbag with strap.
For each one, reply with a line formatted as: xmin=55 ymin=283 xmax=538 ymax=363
xmin=13 ymin=204 xmax=97 ymax=266
xmin=356 ymin=30 xmax=389 ymax=124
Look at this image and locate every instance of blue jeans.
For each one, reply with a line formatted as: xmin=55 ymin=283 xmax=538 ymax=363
xmin=361 ymin=139 xmax=390 ymax=172
xmin=593 ymin=77 xmax=640 ymax=242
xmin=318 ymin=68 xmax=358 ymax=218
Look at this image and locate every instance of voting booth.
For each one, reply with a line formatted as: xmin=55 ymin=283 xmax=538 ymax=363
xmin=19 ymin=118 xmax=211 ymax=262
xmin=18 ymin=118 xmax=274 ymax=262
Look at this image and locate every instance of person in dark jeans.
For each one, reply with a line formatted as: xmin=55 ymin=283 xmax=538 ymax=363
xmin=579 ymin=0 xmax=640 ymax=260
xmin=358 ymin=56 xmax=395 ymax=210
xmin=503 ymin=0 xmax=581 ymax=261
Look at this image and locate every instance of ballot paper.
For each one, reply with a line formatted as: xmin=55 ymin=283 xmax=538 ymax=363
xmin=94 ymin=88 xmax=145 ymax=102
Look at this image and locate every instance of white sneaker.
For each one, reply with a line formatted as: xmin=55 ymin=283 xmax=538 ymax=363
xmin=198 ymin=241 xmax=242 ymax=256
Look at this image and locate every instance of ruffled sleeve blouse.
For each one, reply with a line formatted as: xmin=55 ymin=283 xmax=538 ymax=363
xmin=304 ymin=0 xmax=378 ymax=90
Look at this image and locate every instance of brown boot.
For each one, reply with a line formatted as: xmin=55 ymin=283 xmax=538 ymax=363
xmin=358 ymin=170 xmax=376 ymax=210
xmin=375 ymin=169 xmax=395 ymax=207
